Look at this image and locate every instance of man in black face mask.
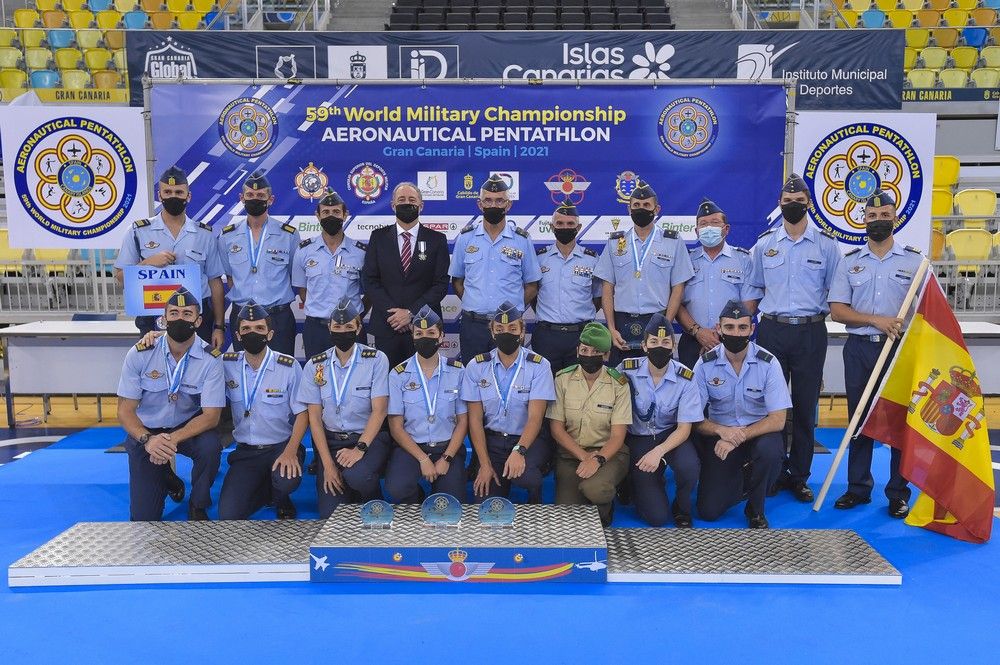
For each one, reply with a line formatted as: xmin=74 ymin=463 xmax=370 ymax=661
xmin=218 ymin=170 xmax=301 ymax=355
xmin=449 ymin=174 xmax=541 ymax=365
xmin=594 ymin=180 xmax=694 ymax=366
xmin=692 ymin=300 xmax=790 ymax=528
xmin=530 ymin=199 xmax=602 ymax=373
xmin=114 ymin=166 xmax=226 ymax=349
xmin=216 ymin=302 xmax=308 ymax=520
xmin=362 ymin=182 xmax=450 ymax=367
xmin=292 ymin=189 xmax=369 ymax=358
xmin=746 ymin=173 xmax=843 ymax=503
xmin=828 ymin=190 xmax=923 ymax=519
xmin=116 ymin=288 xmax=225 ymax=521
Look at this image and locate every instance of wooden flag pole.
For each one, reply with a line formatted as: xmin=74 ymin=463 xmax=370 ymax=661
xmin=812 ymin=257 xmax=931 ymax=512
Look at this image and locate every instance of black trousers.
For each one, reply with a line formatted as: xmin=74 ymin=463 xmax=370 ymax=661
xmin=678 ymin=332 xmax=702 ymax=370
xmin=229 ymin=303 xmax=296 ymax=356
xmin=302 ymin=316 xmax=330 ymax=359
xmin=373 ymin=331 xmax=416 ymax=369
xmin=530 ymin=322 xmax=585 ymax=374
xmin=218 ymin=443 xmax=305 ymax=520
xmin=135 ymin=297 xmax=214 ymax=343
xmin=626 ymin=429 xmax=700 ymax=526
xmin=459 ymin=314 xmax=495 ymax=366
xmin=124 ymin=430 xmax=221 ymax=521
xmin=611 ymin=312 xmax=655 ymax=367
xmin=695 ymin=432 xmax=783 ymax=520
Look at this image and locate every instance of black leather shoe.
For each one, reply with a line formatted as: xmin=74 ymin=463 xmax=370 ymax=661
xmin=188 ymin=505 xmax=209 ymax=521
xmin=834 ymin=492 xmax=871 ymax=510
xmin=674 ymin=514 xmax=693 ymax=529
xmin=277 ymin=498 xmax=297 ymax=520
xmin=307 ymin=460 xmax=318 ymax=476
xmin=790 ymin=481 xmax=814 ymax=503
xmin=888 ymin=498 xmax=909 ymax=519
xmin=744 ymin=503 xmax=769 ymax=529
xmin=766 ymin=473 xmax=789 ymax=498
xmin=616 ymin=481 xmax=632 ymax=506
xmin=165 ymin=468 xmax=185 ymax=503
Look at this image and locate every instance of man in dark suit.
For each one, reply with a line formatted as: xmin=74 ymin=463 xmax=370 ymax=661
xmin=362 ymin=182 xmax=450 ymax=367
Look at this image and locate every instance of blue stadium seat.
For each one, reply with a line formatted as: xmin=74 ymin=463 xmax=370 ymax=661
xmin=88 ymin=0 xmax=114 ymax=10
xmin=985 ymin=0 xmax=1000 ymax=9
xmin=122 ymin=10 xmax=147 ymax=28
xmin=47 ymin=28 xmax=75 ymax=49
xmin=204 ymin=10 xmax=225 ymax=29
xmin=30 ymin=69 xmax=60 ymax=87
xmin=860 ymin=9 xmax=887 ymax=27
xmin=962 ymin=27 xmax=989 ymax=48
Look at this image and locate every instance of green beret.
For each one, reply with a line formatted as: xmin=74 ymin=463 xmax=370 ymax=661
xmin=580 ymin=322 xmax=612 ymax=353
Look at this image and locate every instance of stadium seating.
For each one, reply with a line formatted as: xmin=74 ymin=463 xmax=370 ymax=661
xmin=0 ymin=47 xmax=22 ymax=69
xmin=20 ymin=29 xmax=47 ymax=48
xmin=951 ymin=46 xmax=979 ymax=70
xmin=931 ymin=28 xmax=959 ymax=48
xmin=0 ymin=68 xmax=28 ymax=89
xmin=92 ymin=69 xmax=123 ymax=89
xmin=934 ymin=155 xmax=961 ymax=189
xmin=84 ymin=48 xmax=114 ymax=71
xmin=53 ymin=47 xmax=83 ymax=70
xmin=62 ymin=68 xmax=91 ymax=89
xmin=385 ymin=0 xmax=676 ymax=30
xmin=47 ymin=28 xmax=75 ymax=49
xmin=76 ymin=29 xmax=104 ymax=49
xmin=938 ymin=67 xmax=969 ymax=87
xmin=971 ymin=67 xmax=1000 ymax=86
xmin=24 ymin=47 xmax=53 ymax=70
xmin=918 ymin=46 xmax=949 ymax=69
xmin=932 ymin=188 xmax=955 ymax=216
xmin=931 ymin=228 xmax=947 ymax=260
xmin=905 ymin=28 xmax=930 ymax=48
xmin=122 ymin=10 xmax=148 ymax=28
xmin=947 ymin=228 xmax=993 ymax=273
xmin=30 ymin=69 xmax=60 ymax=87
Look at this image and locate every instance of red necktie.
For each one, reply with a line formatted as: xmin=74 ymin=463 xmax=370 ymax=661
xmin=401 ymin=231 xmax=412 ymax=274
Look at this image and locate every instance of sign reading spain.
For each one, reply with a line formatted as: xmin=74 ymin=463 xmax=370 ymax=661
xmin=0 ymin=106 xmax=149 ymax=249
xmin=123 ymin=264 xmax=202 ymax=316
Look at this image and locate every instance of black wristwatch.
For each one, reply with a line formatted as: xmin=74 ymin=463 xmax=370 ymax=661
xmin=594 ymin=454 xmax=607 ymax=466
xmin=442 ymin=453 xmax=454 ymax=463
xmin=512 ymin=444 xmax=527 ymax=456
xmin=138 ymin=432 xmax=151 ymax=445
xmin=213 ymin=324 xmax=225 ymax=331
xmin=355 ymin=441 xmax=369 ymax=452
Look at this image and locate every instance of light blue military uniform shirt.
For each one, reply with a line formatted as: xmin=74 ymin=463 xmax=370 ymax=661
xmin=296 ymin=343 xmax=389 ymax=433
xmin=828 ymin=241 xmax=924 ymax=337
xmin=388 ymin=356 xmax=467 ymax=444
xmin=593 ymin=227 xmax=695 ymax=313
xmin=223 ymin=350 xmax=305 ymax=445
xmin=618 ymin=357 xmax=704 ymax=436
xmin=747 ymin=222 xmax=843 ymax=317
xmin=693 ymin=342 xmax=792 ymax=427
xmin=534 ymin=243 xmax=601 ymax=324
xmin=115 ymin=214 xmax=225 ymax=299
xmin=290 ymin=236 xmax=367 ymax=318
xmin=117 ymin=335 xmax=225 ymax=429
xmin=448 ymin=221 xmax=542 ymax=313
xmin=218 ymin=219 xmax=301 ymax=307
xmin=683 ymin=243 xmax=761 ymax=328
xmin=459 ymin=347 xmax=555 ymax=434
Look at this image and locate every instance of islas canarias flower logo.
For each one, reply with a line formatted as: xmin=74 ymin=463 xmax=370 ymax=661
xmin=13 ymin=116 xmax=138 ymax=239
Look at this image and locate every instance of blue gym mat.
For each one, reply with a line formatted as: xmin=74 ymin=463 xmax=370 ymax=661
xmin=0 ymin=426 xmax=997 ymax=664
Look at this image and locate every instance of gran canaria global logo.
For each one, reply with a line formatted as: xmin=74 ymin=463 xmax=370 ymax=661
xmin=13 ymin=116 xmax=138 ymax=239
xmin=657 ymin=97 xmax=719 ymax=158
xmin=218 ymin=96 xmax=278 ymax=158
xmin=804 ymin=123 xmax=923 ymax=245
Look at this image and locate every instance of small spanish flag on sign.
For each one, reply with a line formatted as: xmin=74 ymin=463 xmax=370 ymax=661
xmin=143 ymin=284 xmax=181 ymax=310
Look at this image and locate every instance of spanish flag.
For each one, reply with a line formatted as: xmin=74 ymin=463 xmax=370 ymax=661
xmin=142 ymin=284 xmax=181 ymax=310
xmin=861 ymin=274 xmax=995 ymax=543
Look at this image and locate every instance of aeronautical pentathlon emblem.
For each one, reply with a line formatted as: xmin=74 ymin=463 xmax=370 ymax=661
xmin=909 ymin=366 xmax=985 ymax=448
xmin=658 ymin=97 xmax=719 ymax=158
xmin=544 ymin=168 xmax=591 ymax=205
xmin=294 ymin=162 xmax=328 ymax=201
xmin=348 ymin=161 xmax=387 ymax=204
xmin=218 ymin=97 xmax=278 ymax=159
xmin=615 ymin=170 xmax=640 ymax=203
xmin=420 ymin=548 xmax=495 ymax=582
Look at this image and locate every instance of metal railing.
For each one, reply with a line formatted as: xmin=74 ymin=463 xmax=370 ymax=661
xmin=0 ymin=255 xmax=123 ymax=323
xmin=732 ymin=0 xmax=807 ymax=29
xmin=935 ymin=260 xmax=1000 ymax=316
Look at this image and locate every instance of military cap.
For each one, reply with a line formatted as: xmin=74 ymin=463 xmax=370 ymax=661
xmin=481 ymin=174 xmax=509 ymax=193
xmin=696 ymin=197 xmax=723 ymax=219
xmin=166 ymin=287 xmax=200 ymax=311
xmin=644 ymin=313 xmax=673 ymax=339
xmin=491 ymin=300 xmax=523 ymax=325
xmin=719 ymin=299 xmax=752 ymax=321
xmin=413 ymin=304 xmax=441 ymax=329
xmin=159 ymin=165 xmax=188 ymax=186
xmin=554 ymin=198 xmax=578 ymax=217
xmin=244 ymin=169 xmax=271 ymax=191
xmin=781 ymin=173 xmax=808 ymax=194
xmin=330 ymin=297 xmax=361 ymax=324
xmin=864 ymin=189 xmax=896 ymax=209
xmin=237 ymin=300 xmax=268 ymax=322
xmin=630 ymin=180 xmax=656 ymax=200
xmin=579 ymin=322 xmax=612 ymax=353
xmin=317 ymin=188 xmax=345 ymax=208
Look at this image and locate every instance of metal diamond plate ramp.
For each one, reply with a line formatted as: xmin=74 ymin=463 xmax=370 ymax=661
xmin=605 ymin=528 xmax=901 ymax=585
xmin=9 ymin=520 xmax=323 ymax=588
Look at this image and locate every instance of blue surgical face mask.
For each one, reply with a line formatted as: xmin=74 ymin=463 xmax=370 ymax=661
xmin=697 ymin=226 xmax=724 ymax=248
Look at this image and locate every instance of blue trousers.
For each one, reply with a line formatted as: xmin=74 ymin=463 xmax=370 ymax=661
xmin=384 ymin=440 xmax=467 ymax=503
xmin=695 ymin=431 xmax=783 ymax=520
xmin=315 ymin=431 xmax=390 ymax=518
xmin=125 ymin=430 xmax=221 ymax=521
xmin=229 ymin=303 xmax=297 ymax=356
xmin=844 ymin=335 xmax=910 ymax=501
xmin=218 ymin=443 xmax=304 ymax=520
xmin=626 ymin=430 xmax=700 ymax=526
xmin=476 ymin=432 xmax=552 ymax=503
xmin=677 ymin=332 xmax=701 ymax=370
xmin=530 ymin=322 xmax=585 ymax=374
xmin=302 ymin=316 xmax=330 ymax=359
xmin=612 ymin=312 xmax=655 ymax=367
xmin=459 ymin=313 xmax=494 ymax=366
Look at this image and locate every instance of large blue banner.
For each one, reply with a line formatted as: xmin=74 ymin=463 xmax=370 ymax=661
xmin=150 ymin=81 xmax=786 ymax=251
xmin=128 ymin=30 xmax=903 ymax=111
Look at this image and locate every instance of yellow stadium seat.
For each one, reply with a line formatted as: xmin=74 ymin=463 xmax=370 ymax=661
xmin=54 ymin=47 xmax=83 ymax=70
xmin=931 ymin=229 xmax=946 ymax=260
xmin=13 ymin=9 xmax=41 ymax=28
xmin=141 ymin=0 xmax=163 ymax=11
xmin=1 ymin=68 xmax=28 ymax=89
xmin=92 ymin=68 xmax=122 ymax=88
xmin=932 ymin=188 xmax=954 ymax=216
xmin=41 ymin=10 xmax=68 ymax=27
xmin=942 ymin=9 xmax=969 ymax=27
xmin=947 ymin=228 xmax=992 ymax=272
xmin=165 ymin=0 xmax=189 ymax=11
xmin=938 ymin=68 xmax=969 ymax=87
xmin=76 ymin=29 xmax=103 ymax=49
xmin=934 ymin=155 xmax=960 ymax=189
xmin=955 ymin=188 xmax=998 ymax=217
xmin=926 ymin=0 xmax=949 ymax=10
xmin=981 ymin=46 xmax=1000 ymax=68
xmin=96 ymin=9 xmax=122 ymax=29
xmin=112 ymin=48 xmax=125 ymax=69
xmin=68 ymin=10 xmax=95 ymax=28
xmin=904 ymin=47 xmax=918 ymax=70
xmin=114 ymin=0 xmax=139 ymax=10
xmin=971 ymin=8 xmax=997 ymax=26
xmin=848 ymin=0 xmax=872 ymax=9
xmin=931 ymin=28 xmax=959 ymax=48
xmin=971 ymin=67 xmax=1000 ymax=87
xmin=176 ymin=11 xmax=203 ymax=29
xmin=919 ymin=46 xmax=949 ymax=69
xmin=24 ymin=47 xmax=53 ymax=70
xmin=875 ymin=0 xmax=896 ymax=10
xmin=954 ymin=0 xmax=977 ymax=11
xmin=0 ymin=47 xmax=23 ymax=69
xmin=838 ymin=9 xmax=859 ymax=26
xmin=149 ymin=10 xmax=174 ymax=28
xmin=191 ymin=0 xmax=215 ymax=12
xmin=889 ymin=9 xmax=913 ymax=27
xmin=61 ymin=68 xmax=91 ymax=89
xmin=19 ymin=28 xmax=47 ymax=48
xmin=915 ymin=9 xmax=940 ymax=26
xmin=906 ymin=28 xmax=930 ymax=48
xmin=907 ymin=68 xmax=938 ymax=87
xmin=63 ymin=0 xmax=88 ymax=11
xmin=901 ymin=0 xmax=922 ymax=10
xmin=103 ymin=29 xmax=125 ymax=49
xmin=31 ymin=249 xmax=70 ymax=275
xmin=37 ymin=0 xmax=59 ymax=11
xmin=950 ymin=46 xmax=979 ymax=71
xmin=84 ymin=47 xmax=113 ymax=70
xmin=0 ymin=29 xmax=17 ymax=48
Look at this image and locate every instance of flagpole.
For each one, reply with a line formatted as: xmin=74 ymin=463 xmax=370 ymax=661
xmin=813 ymin=257 xmax=931 ymax=512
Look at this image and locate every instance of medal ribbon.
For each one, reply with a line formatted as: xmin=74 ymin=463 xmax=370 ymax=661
xmin=631 ymin=230 xmax=654 ymax=276
xmin=162 ymin=339 xmax=190 ymax=399
xmin=246 ymin=223 xmax=266 ymax=273
xmin=328 ymin=345 xmax=359 ymax=410
xmin=242 ymin=348 xmax=273 ymax=416
xmin=413 ymin=355 xmax=442 ymax=421
xmin=492 ymin=349 xmax=525 ymax=414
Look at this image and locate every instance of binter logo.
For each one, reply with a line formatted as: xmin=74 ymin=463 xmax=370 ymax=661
xmin=735 ymin=43 xmax=797 ymax=81
xmin=399 ymin=46 xmax=459 ymax=79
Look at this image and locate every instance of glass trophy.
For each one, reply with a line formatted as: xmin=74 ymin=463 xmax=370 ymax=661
xmin=420 ymin=493 xmax=462 ymax=528
xmin=359 ymin=499 xmax=394 ymax=529
xmin=477 ymin=496 xmax=516 ymax=528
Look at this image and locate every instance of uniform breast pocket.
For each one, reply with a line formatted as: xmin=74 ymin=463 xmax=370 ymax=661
xmin=848 ymin=269 xmax=874 ymax=288
xmin=610 ymin=251 xmax=631 ymax=270
xmin=499 ymin=251 xmax=522 ymax=268
xmin=706 ymin=380 xmax=729 ymax=401
xmin=401 ymin=388 xmax=423 ymax=413
xmin=650 ymin=252 xmax=673 ymax=270
xmin=305 ymin=261 xmax=326 ymax=279
xmin=440 ymin=390 xmax=460 ymax=417
xmin=227 ymin=249 xmax=249 ymax=266
xmin=349 ymin=385 xmax=373 ymax=411
xmin=463 ymin=251 xmax=485 ymax=273
xmin=140 ymin=376 xmax=167 ymax=396
xmin=744 ymin=386 xmax=767 ymax=415
xmin=805 ymin=256 xmax=826 ymax=272
xmin=570 ymin=272 xmax=593 ymax=289
xmin=655 ymin=395 xmax=679 ymax=422
xmin=721 ymin=272 xmax=744 ymax=285
xmin=762 ymin=252 xmax=785 ymax=270
xmin=226 ymin=384 xmax=243 ymax=404
xmin=185 ymin=248 xmax=206 ymax=263
xmin=890 ymin=272 xmax=913 ymax=287
xmin=267 ymin=253 xmax=289 ymax=266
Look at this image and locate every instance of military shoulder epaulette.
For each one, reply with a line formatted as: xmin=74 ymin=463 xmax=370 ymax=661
xmin=606 ymin=367 xmax=627 ymax=385
xmin=905 ymin=245 xmax=921 ymax=254
xmin=622 ymin=358 xmax=640 ymax=371
xmin=222 ymin=352 xmax=240 ymax=361
xmin=310 ymin=351 xmax=328 ymax=364
xmin=133 ymin=218 xmax=151 ymax=229
xmin=514 ymin=226 xmax=530 ymax=238
xmin=360 ymin=348 xmax=377 ymax=358
xmin=845 ymin=247 xmax=862 ymax=256
xmin=393 ymin=362 xmax=407 ymax=374
xmin=460 ymin=223 xmax=476 ymax=234
xmin=583 ymin=247 xmax=597 ymax=257
xmin=536 ymin=245 xmax=549 ymax=256
xmin=662 ymin=229 xmax=678 ymax=239
xmin=819 ymin=228 xmax=836 ymax=240
xmin=355 ymin=240 xmax=368 ymax=251
xmin=209 ymin=347 xmax=223 ymax=357
xmin=447 ymin=358 xmax=464 ymax=368
xmin=755 ymin=348 xmax=774 ymax=363
xmin=275 ymin=354 xmax=295 ymax=367
xmin=527 ymin=353 xmax=543 ymax=364
xmin=299 ymin=238 xmax=314 ymax=248
xmin=757 ymin=228 xmax=776 ymax=239
xmin=556 ymin=364 xmax=578 ymax=376
xmin=702 ymin=349 xmax=719 ymax=362
xmin=134 ymin=341 xmax=153 ymax=352
xmin=609 ymin=231 xmax=625 ymax=240
xmin=281 ymin=223 xmax=296 ymax=234
xmin=198 ymin=222 xmax=212 ymax=232
xmin=473 ymin=353 xmax=489 ymax=364
xmin=676 ymin=365 xmax=694 ymax=380
xmin=221 ymin=223 xmax=237 ymax=235
xmin=733 ymin=246 xmax=750 ymax=254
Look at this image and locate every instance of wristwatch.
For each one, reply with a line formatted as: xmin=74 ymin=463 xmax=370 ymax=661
xmin=355 ymin=441 xmax=369 ymax=452
xmin=138 ymin=432 xmax=151 ymax=445
xmin=442 ymin=453 xmax=454 ymax=463
xmin=593 ymin=454 xmax=607 ymax=466
xmin=512 ymin=444 xmax=527 ymax=457
xmin=213 ymin=324 xmax=225 ymax=331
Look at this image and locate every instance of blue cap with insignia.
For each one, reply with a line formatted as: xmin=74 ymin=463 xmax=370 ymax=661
xmin=166 ymin=287 xmax=199 ymax=311
xmin=719 ymin=299 xmax=752 ymax=321
xmin=237 ymin=300 xmax=268 ymax=322
xmin=159 ymin=165 xmax=187 ymax=186
xmin=481 ymin=174 xmax=509 ymax=193
xmin=696 ymin=197 xmax=723 ymax=219
xmin=317 ymin=188 xmax=345 ymax=208
xmin=630 ymin=180 xmax=656 ymax=200
xmin=244 ymin=169 xmax=271 ymax=191
xmin=491 ymin=300 xmax=522 ymax=325
xmin=644 ymin=313 xmax=673 ymax=339
xmin=864 ymin=189 xmax=896 ymax=209
xmin=781 ymin=173 xmax=808 ymax=194
xmin=413 ymin=304 xmax=441 ymax=329
xmin=330 ymin=297 xmax=360 ymax=324
xmin=555 ymin=198 xmax=578 ymax=217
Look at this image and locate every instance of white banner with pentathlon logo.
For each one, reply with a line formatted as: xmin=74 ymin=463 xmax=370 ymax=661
xmin=793 ymin=111 xmax=936 ymax=254
xmin=0 ymin=105 xmax=150 ymax=249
